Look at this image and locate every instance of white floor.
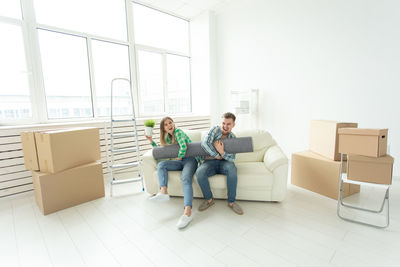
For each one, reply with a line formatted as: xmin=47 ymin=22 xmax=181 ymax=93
xmin=1 ymin=179 xmax=400 ymax=267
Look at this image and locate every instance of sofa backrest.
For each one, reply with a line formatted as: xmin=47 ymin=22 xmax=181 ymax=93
xmin=184 ymin=130 xmax=202 ymax=142
xmin=235 ymin=129 xmax=276 ymax=162
xmin=183 ymin=128 xmax=276 ymax=163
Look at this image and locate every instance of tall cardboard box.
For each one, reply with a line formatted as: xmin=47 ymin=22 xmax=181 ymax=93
xmin=291 ymin=151 xmax=360 ymax=200
xmin=338 ymin=128 xmax=388 ymax=157
xmin=347 ymin=154 xmax=394 ymax=184
xmin=309 ymin=120 xmax=358 ymax=161
xmin=32 ymin=162 xmax=105 ymax=215
xmin=35 ymin=127 xmax=101 ymax=173
xmin=20 ymin=131 xmax=40 ymax=171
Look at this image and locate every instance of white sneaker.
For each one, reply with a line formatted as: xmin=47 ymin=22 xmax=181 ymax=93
xmin=176 ymin=214 xmax=193 ymax=229
xmin=149 ymin=192 xmax=170 ymax=202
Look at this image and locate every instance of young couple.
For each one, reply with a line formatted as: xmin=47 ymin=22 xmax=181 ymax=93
xmin=145 ymin=112 xmax=243 ymax=229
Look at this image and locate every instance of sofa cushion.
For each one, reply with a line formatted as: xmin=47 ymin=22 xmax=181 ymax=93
xmin=235 ymin=130 xmax=276 ymax=163
xmin=235 ymin=129 xmax=276 ymax=150
xmin=182 ymin=129 xmax=202 ymax=142
xmin=207 ymin=162 xmax=273 ymax=190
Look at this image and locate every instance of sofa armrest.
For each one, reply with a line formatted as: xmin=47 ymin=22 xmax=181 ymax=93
xmin=264 ymin=145 xmax=288 ymax=201
xmin=142 ymin=149 xmax=158 ymax=194
xmin=142 ymin=149 xmax=157 ymax=169
xmin=263 ymin=145 xmax=288 ymax=171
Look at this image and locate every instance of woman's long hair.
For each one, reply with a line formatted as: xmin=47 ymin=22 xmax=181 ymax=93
xmin=159 ymin=116 xmax=175 ymax=146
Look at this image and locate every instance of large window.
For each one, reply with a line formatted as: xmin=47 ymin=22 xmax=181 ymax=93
xmin=166 ymin=54 xmax=191 ymax=113
xmin=0 ymin=1 xmax=193 ymax=124
xmin=132 ymin=3 xmax=189 ymax=54
xmin=133 ymin=3 xmax=191 ymax=115
xmin=0 ymin=5 xmax=31 ymax=121
xmin=91 ymin=40 xmax=132 ymax=117
xmin=38 ymin=30 xmax=93 ymax=119
xmin=0 ymin=0 xmax=22 ymax=19
xmin=137 ymin=50 xmax=164 ymax=114
xmin=34 ymin=0 xmax=127 ymax=41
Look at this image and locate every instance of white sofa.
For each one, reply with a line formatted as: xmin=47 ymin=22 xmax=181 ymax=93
xmin=142 ymin=129 xmax=288 ymax=201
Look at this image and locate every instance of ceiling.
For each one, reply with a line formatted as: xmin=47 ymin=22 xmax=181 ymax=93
xmin=134 ymin=0 xmax=231 ymax=19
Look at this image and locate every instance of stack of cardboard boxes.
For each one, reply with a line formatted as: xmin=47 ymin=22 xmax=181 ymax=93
xmin=21 ymin=127 xmax=105 ymax=215
xmin=338 ymin=128 xmax=394 ymax=184
xmin=291 ymin=120 xmax=360 ymax=200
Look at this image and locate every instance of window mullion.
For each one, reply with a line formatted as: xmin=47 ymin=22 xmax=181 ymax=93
xmin=162 ymin=52 xmax=168 ymax=114
xmin=86 ymin=37 xmax=97 ymax=118
xmin=126 ymin=0 xmax=139 ymax=118
xmin=20 ymin=0 xmax=48 ymax=123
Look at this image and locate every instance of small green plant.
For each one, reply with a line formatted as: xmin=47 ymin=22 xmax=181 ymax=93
xmin=144 ymin=119 xmax=156 ymax=128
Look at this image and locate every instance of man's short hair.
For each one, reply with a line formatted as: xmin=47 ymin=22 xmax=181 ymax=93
xmin=222 ymin=112 xmax=236 ymax=122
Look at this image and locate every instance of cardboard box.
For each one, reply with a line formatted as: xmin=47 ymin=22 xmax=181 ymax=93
xmin=348 ymin=154 xmax=394 ymax=184
xmin=32 ymin=162 xmax=105 ymax=215
xmin=291 ymin=151 xmax=360 ymax=200
xmin=338 ymin=128 xmax=388 ymax=157
xmin=35 ymin=127 xmax=101 ymax=173
xmin=20 ymin=131 xmax=40 ymax=171
xmin=309 ymin=120 xmax=358 ymax=161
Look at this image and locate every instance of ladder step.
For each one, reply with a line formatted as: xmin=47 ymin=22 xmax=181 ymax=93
xmin=110 ymin=162 xmax=140 ymax=169
xmin=110 ymin=148 xmax=138 ymax=153
xmin=112 ymin=119 xmax=135 ymax=122
xmin=111 ymin=177 xmax=142 ymax=185
xmin=111 ymin=133 xmax=136 ymax=138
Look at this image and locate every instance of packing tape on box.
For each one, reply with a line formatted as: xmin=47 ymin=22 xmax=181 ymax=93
xmin=152 ymin=137 xmax=254 ymax=159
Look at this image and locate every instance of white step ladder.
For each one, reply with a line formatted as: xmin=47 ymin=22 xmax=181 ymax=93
xmin=108 ymin=78 xmax=144 ymax=197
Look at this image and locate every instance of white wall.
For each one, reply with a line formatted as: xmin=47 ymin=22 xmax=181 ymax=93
xmin=190 ymin=11 xmax=217 ymax=117
xmin=213 ymin=0 xmax=400 ymax=175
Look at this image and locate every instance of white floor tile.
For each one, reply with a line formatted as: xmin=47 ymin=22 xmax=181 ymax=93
xmin=57 ymin=208 xmax=120 ymax=267
xmin=153 ymin=226 xmax=223 ymax=267
xmin=33 ymin=206 xmax=85 ymax=267
xmin=109 ymin=241 xmax=155 ymax=267
xmin=214 ymin=246 xmax=260 ymax=267
xmin=0 ymin=207 xmax=18 ymax=267
xmin=1 ymin=179 xmax=400 ymax=267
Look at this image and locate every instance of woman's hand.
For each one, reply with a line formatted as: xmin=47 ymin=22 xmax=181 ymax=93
xmin=174 ymin=157 xmax=182 ymax=160
xmin=145 ymin=135 xmax=153 ymax=144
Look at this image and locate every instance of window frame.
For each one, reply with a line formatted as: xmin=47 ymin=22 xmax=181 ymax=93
xmin=0 ymin=0 xmax=192 ymax=125
xmin=132 ymin=2 xmax=192 ymax=117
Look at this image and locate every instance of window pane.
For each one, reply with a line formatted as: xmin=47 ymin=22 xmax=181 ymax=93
xmin=166 ymin=54 xmax=191 ymax=113
xmin=0 ymin=23 xmax=31 ymax=120
xmin=137 ymin=50 xmax=164 ymax=114
xmin=38 ymin=30 xmax=93 ymax=119
xmin=91 ymin=40 xmax=131 ymax=117
xmin=0 ymin=0 xmax=22 ymax=19
xmin=133 ymin=3 xmax=189 ymax=54
xmin=34 ymin=0 xmax=127 ymax=40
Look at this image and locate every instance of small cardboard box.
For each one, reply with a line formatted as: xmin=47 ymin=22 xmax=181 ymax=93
xmin=32 ymin=162 xmax=105 ymax=215
xmin=35 ymin=127 xmax=101 ymax=173
xmin=291 ymin=151 xmax=360 ymax=200
xmin=309 ymin=120 xmax=358 ymax=161
xmin=348 ymin=154 xmax=394 ymax=184
xmin=338 ymin=128 xmax=388 ymax=157
xmin=20 ymin=131 xmax=40 ymax=171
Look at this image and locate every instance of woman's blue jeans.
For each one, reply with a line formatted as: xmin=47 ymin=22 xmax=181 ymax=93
xmin=157 ymin=157 xmax=198 ymax=208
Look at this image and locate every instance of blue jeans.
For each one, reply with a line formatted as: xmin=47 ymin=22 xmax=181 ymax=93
xmin=196 ymin=159 xmax=238 ymax=203
xmin=157 ymin=157 xmax=198 ymax=208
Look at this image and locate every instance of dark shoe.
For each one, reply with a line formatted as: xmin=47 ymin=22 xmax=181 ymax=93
xmin=198 ymin=199 xmax=215 ymax=211
xmin=228 ymin=202 xmax=243 ymax=215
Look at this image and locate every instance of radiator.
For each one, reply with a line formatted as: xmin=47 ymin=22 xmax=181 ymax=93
xmin=0 ymin=115 xmax=211 ymax=197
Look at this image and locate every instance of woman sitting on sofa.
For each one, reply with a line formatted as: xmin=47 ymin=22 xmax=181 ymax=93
xmin=145 ymin=116 xmax=198 ymax=229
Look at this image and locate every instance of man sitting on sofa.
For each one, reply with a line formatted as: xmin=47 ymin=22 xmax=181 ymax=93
xmin=196 ymin=112 xmax=244 ymax=215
